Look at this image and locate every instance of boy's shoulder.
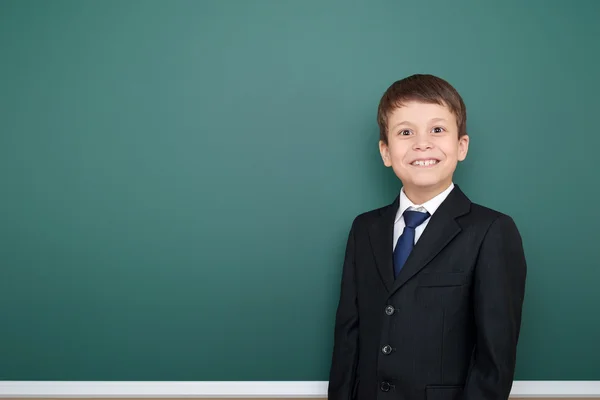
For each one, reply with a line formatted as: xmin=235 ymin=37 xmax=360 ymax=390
xmin=469 ymin=201 xmax=512 ymax=222
xmin=350 ymin=200 xmax=397 ymax=230
xmin=468 ymin=201 xmax=522 ymax=238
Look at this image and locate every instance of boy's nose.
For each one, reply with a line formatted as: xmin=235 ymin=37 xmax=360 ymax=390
xmin=413 ymin=138 xmax=433 ymax=150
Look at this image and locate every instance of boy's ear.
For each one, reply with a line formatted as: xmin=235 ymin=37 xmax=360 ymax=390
xmin=379 ymin=140 xmax=392 ymax=167
xmin=457 ymin=134 xmax=470 ymax=161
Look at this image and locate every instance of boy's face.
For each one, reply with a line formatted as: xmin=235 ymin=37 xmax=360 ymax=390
xmin=379 ymin=101 xmax=469 ymax=200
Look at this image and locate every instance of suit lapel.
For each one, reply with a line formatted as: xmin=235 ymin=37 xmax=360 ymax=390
xmin=368 ymin=196 xmax=399 ymax=293
xmin=390 ymin=185 xmax=472 ymax=295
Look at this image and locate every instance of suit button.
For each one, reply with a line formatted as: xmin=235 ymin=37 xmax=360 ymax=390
xmin=380 ymin=381 xmax=391 ymax=392
xmin=382 ymin=345 xmax=392 ymax=355
xmin=385 ymin=305 xmax=395 ymax=315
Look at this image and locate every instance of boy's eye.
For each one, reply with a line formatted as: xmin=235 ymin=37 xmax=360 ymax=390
xmin=399 ymin=129 xmax=411 ymax=136
xmin=432 ymin=127 xmax=445 ymax=133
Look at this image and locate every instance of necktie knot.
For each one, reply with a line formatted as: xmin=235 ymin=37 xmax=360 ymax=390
xmin=403 ymin=210 xmax=430 ymax=228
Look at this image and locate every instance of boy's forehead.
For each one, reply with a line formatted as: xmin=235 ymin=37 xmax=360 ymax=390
xmin=388 ymin=101 xmax=456 ymax=124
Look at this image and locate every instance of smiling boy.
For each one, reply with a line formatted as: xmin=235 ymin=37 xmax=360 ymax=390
xmin=328 ymin=74 xmax=527 ymax=400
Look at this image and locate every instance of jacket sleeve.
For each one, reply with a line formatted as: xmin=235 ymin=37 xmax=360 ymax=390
xmin=328 ymin=219 xmax=360 ymax=400
xmin=462 ymin=214 xmax=528 ymax=400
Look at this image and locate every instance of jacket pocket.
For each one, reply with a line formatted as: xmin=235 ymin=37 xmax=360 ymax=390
xmin=417 ymin=272 xmax=467 ymax=287
xmin=426 ymin=385 xmax=463 ymax=400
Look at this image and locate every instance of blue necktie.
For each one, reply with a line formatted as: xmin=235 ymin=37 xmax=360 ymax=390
xmin=393 ymin=210 xmax=430 ymax=278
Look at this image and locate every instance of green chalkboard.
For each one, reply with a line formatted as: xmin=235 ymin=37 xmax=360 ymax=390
xmin=1 ymin=0 xmax=599 ymax=381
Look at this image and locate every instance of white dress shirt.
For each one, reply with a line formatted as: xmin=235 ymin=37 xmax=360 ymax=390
xmin=393 ymin=183 xmax=455 ymax=251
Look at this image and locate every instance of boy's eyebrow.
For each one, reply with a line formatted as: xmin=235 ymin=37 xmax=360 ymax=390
xmin=391 ymin=120 xmax=415 ymax=130
xmin=430 ymin=117 xmax=448 ymax=124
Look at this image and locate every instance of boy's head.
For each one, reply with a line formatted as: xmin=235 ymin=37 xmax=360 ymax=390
xmin=377 ymin=74 xmax=470 ymax=202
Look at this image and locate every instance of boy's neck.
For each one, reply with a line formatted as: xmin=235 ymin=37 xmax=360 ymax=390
xmin=402 ymin=182 xmax=453 ymax=206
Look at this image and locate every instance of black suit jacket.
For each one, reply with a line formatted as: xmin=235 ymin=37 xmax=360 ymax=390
xmin=328 ymin=185 xmax=527 ymax=400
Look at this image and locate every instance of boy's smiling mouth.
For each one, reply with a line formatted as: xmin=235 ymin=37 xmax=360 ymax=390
xmin=410 ymin=158 xmax=440 ymax=167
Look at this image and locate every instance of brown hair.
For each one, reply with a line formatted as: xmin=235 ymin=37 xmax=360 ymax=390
xmin=377 ymin=74 xmax=467 ymax=144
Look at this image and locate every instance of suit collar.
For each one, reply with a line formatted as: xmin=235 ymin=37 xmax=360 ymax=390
xmin=368 ymin=196 xmax=399 ymax=293
xmin=369 ymin=184 xmax=472 ymax=295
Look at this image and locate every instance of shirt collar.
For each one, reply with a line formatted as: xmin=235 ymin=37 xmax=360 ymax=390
xmin=395 ymin=183 xmax=455 ymax=223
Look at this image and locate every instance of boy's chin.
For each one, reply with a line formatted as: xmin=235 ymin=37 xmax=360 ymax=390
xmin=402 ymin=179 xmax=451 ymax=192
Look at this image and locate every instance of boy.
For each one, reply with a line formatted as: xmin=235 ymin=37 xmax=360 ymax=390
xmin=328 ymin=74 xmax=527 ymax=400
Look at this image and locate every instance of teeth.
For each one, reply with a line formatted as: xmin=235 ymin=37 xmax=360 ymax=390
xmin=412 ymin=159 xmax=439 ymax=166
